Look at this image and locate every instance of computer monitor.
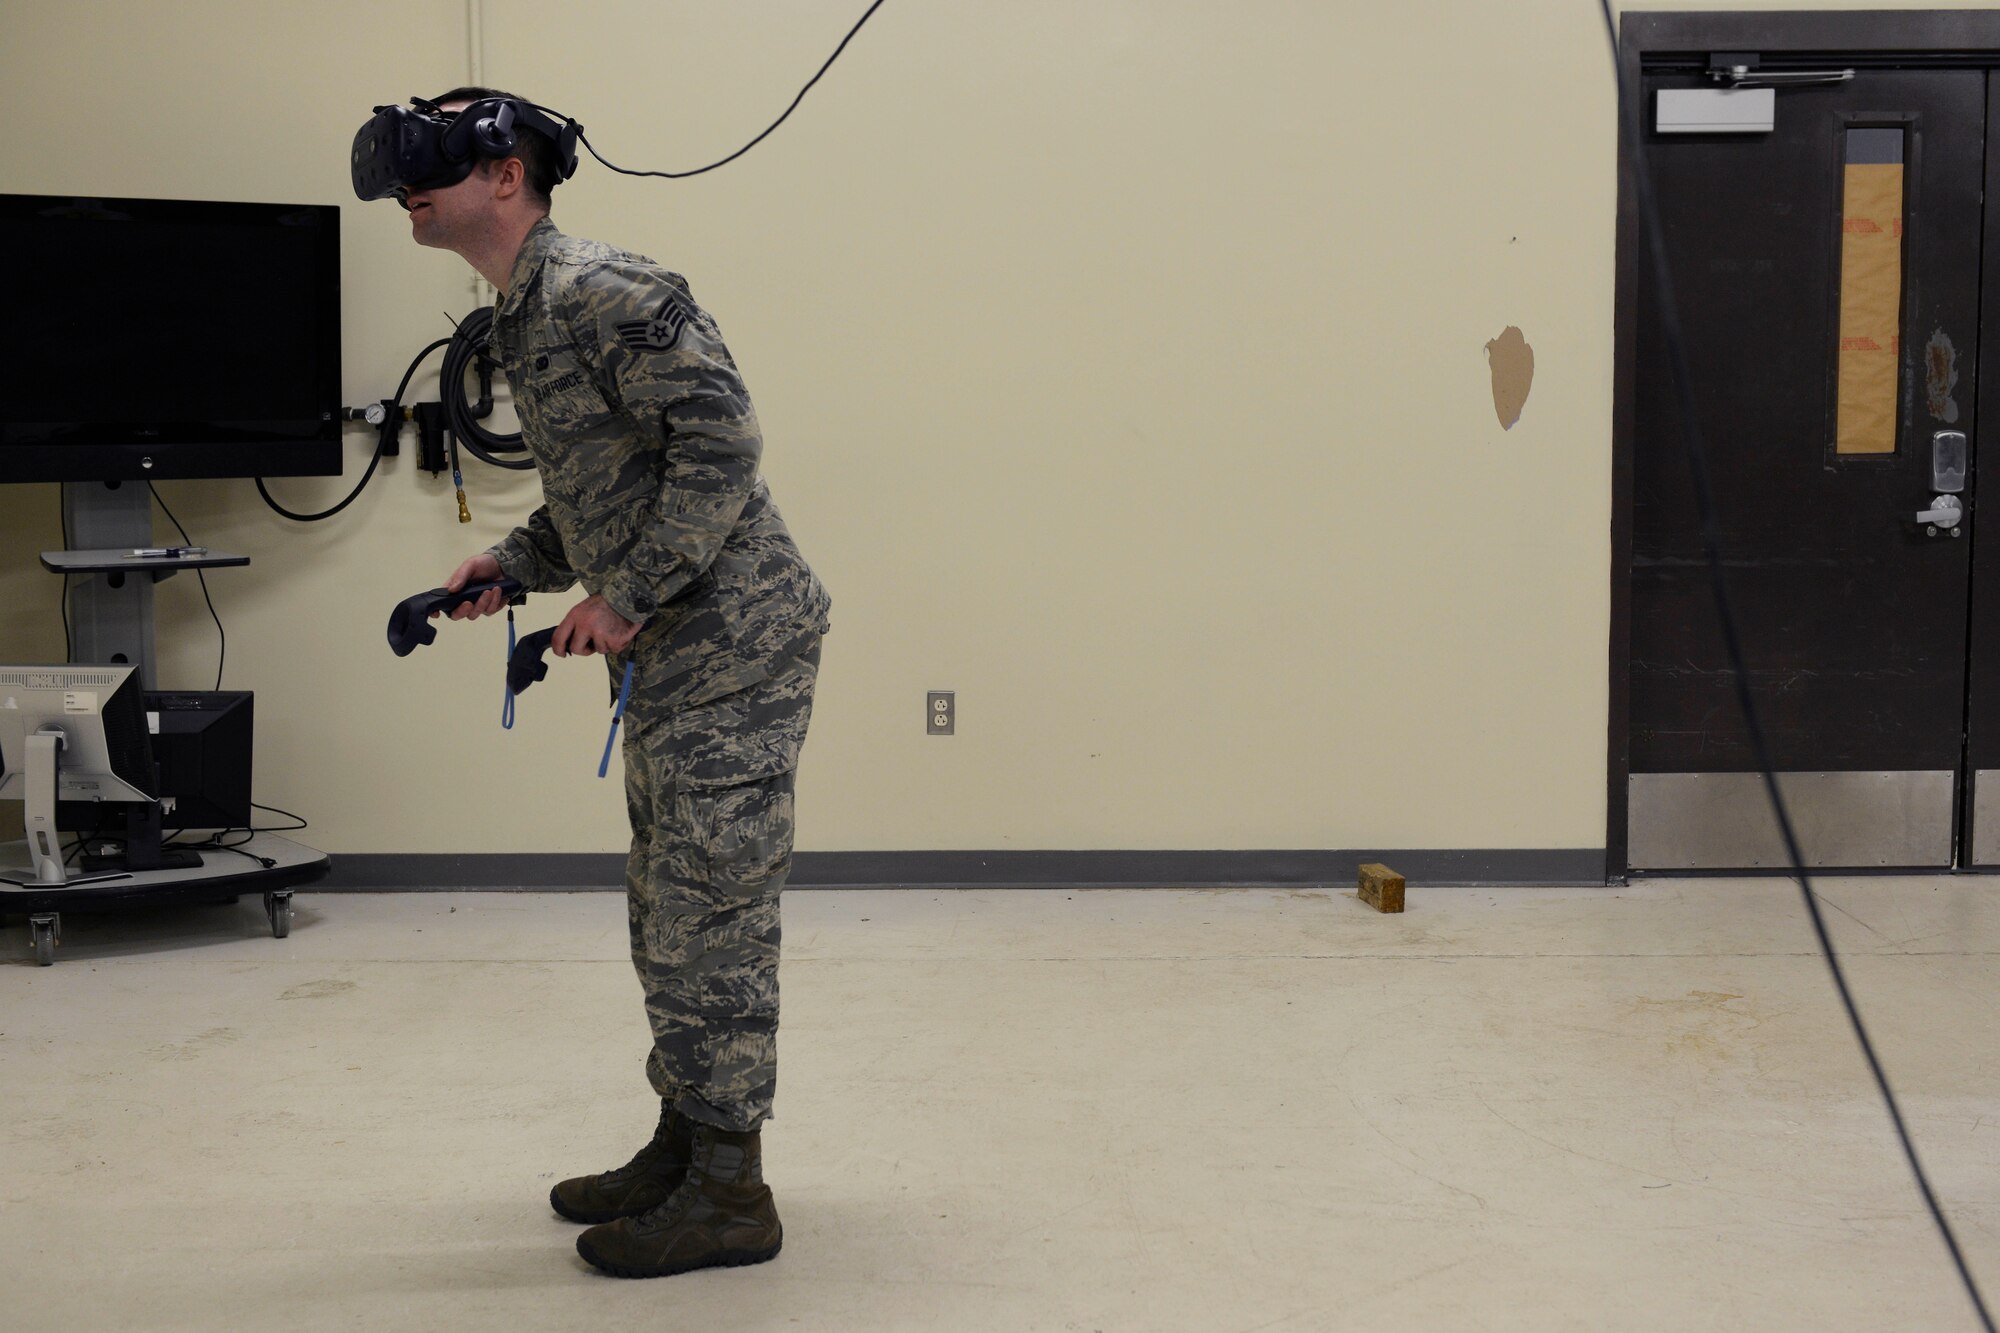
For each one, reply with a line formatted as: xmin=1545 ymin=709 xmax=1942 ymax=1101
xmin=145 ymin=691 xmax=254 ymax=830
xmin=58 ymin=691 xmax=254 ymax=836
xmin=0 ymin=664 xmax=159 ymax=886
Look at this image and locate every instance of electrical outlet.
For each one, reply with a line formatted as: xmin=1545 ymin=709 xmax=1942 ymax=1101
xmin=927 ymin=691 xmax=955 ymax=735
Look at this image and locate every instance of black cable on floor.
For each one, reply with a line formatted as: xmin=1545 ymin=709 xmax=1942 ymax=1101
xmin=1596 ymin=4 xmax=1994 ymax=1327
xmin=148 ymin=484 xmax=224 ymax=691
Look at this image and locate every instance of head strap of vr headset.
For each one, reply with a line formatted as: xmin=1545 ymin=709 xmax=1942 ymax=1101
xmin=419 ymin=96 xmax=582 ymax=181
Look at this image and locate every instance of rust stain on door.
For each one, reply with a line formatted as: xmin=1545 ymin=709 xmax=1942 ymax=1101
xmin=1485 ymin=326 xmax=1534 ymax=430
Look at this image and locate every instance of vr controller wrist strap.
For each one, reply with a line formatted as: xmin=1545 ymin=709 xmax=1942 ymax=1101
xmin=502 ymin=609 xmax=517 ymax=731
xmin=599 ymin=660 xmax=636 ymax=779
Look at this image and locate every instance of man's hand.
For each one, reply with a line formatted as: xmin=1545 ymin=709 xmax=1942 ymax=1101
xmin=552 ymin=595 xmax=642 ymax=657
xmin=441 ymin=552 xmax=508 ymax=622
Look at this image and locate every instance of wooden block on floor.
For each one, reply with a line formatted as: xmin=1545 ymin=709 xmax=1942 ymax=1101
xmin=1358 ymin=862 xmax=1405 ymax=913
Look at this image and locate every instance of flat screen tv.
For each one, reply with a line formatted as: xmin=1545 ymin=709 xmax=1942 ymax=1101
xmin=0 ymin=193 xmax=341 ymax=482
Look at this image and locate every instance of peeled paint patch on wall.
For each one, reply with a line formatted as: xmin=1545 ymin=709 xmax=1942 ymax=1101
xmin=1485 ymin=326 xmax=1533 ymax=430
xmin=1926 ymin=328 xmax=1960 ymax=424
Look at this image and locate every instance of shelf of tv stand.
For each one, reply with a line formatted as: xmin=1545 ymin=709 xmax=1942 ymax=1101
xmin=0 ymin=833 xmax=330 ymax=914
xmin=41 ymin=548 xmax=250 ymax=577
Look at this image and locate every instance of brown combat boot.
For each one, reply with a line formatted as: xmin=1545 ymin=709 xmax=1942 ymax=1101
xmin=549 ymin=1100 xmax=693 ymax=1224
xmin=574 ymin=1122 xmax=782 ymax=1278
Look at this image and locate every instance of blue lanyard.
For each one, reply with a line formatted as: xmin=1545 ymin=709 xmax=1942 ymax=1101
xmin=503 ymin=616 xmax=634 ymax=776
xmin=502 ymin=610 xmax=517 ymax=730
xmin=599 ymin=659 xmax=635 ymax=779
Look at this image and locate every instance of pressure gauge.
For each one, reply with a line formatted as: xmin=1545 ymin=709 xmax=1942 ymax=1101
xmin=363 ymin=402 xmax=389 ymax=427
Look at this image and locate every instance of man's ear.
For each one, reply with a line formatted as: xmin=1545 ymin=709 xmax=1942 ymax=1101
xmin=492 ymin=155 xmax=527 ymax=200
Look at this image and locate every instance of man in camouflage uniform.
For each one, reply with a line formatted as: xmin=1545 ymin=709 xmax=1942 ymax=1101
xmin=407 ymin=87 xmax=830 ymax=1278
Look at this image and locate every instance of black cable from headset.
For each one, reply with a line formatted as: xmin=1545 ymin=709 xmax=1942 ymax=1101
xmin=548 ymin=0 xmax=887 ymax=181
xmin=403 ymin=4 xmax=889 ymax=481
xmin=1597 ymin=4 xmax=1994 ymax=1327
xmin=148 ymin=483 xmax=224 ymax=691
xmin=257 ymin=337 xmax=452 ymax=521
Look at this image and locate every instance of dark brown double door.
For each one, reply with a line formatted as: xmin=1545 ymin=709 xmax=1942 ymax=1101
xmin=1625 ymin=63 xmax=2000 ymax=871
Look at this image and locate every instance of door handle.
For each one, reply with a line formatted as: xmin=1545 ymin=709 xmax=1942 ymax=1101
xmin=1934 ymin=430 xmax=1968 ymax=493
xmin=1918 ymin=494 xmax=1964 ymax=535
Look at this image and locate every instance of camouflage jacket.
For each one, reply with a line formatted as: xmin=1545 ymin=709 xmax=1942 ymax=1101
xmin=485 ymin=218 xmax=830 ymax=715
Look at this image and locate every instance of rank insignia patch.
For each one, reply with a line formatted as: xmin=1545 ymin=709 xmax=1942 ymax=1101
xmin=615 ymin=291 xmax=695 ymax=353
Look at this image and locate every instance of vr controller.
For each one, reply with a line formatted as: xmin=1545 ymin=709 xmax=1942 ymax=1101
xmin=402 ymin=593 xmax=635 ymax=777
xmin=386 ymin=578 xmax=525 ymax=656
xmin=352 ymin=96 xmax=582 ymax=205
xmin=507 ymin=627 xmax=557 ymax=695
xmin=503 ymin=622 xmax=634 ymax=784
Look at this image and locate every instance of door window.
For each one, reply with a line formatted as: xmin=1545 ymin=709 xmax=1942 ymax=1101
xmin=1836 ymin=126 xmax=1906 ymax=456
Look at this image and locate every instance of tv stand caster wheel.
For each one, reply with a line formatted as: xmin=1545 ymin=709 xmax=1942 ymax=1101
xmin=30 ymin=913 xmax=58 ymax=966
xmin=264 ymin=891 xmax=292 ymax=939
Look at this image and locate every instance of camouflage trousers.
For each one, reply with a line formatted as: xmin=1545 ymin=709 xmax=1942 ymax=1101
xmin=619 ymin=640 xmax=819 ymax=1133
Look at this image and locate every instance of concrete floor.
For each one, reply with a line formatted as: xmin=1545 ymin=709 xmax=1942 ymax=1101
xmin=2 ymin=879 xmax=1997 ymax=1332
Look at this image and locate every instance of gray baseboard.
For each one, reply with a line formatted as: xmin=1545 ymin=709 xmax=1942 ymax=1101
xmin=316 ymin=848 xmax=1608 ymax=891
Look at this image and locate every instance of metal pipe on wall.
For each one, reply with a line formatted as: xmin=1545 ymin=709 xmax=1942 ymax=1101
xmin=466 ymin=0 xmax=492 ymax=306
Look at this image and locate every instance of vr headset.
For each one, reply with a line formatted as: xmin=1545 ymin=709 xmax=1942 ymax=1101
xmin=352 ymin=96 xmax=582 ymax=205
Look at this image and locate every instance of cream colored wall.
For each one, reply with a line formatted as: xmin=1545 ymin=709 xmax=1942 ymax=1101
xmin=1 ymin=1 xmax=1965 ymax=857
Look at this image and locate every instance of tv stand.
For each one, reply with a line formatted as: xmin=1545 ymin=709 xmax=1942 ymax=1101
xmin=5 ymin=480 xmax=332 ymax=963
xmin=45 ymin=481 xmax=250 ymax=687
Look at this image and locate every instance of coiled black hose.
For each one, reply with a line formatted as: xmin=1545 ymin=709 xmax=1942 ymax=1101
xmin=442 ymin=305 xmax=534 ymax=471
